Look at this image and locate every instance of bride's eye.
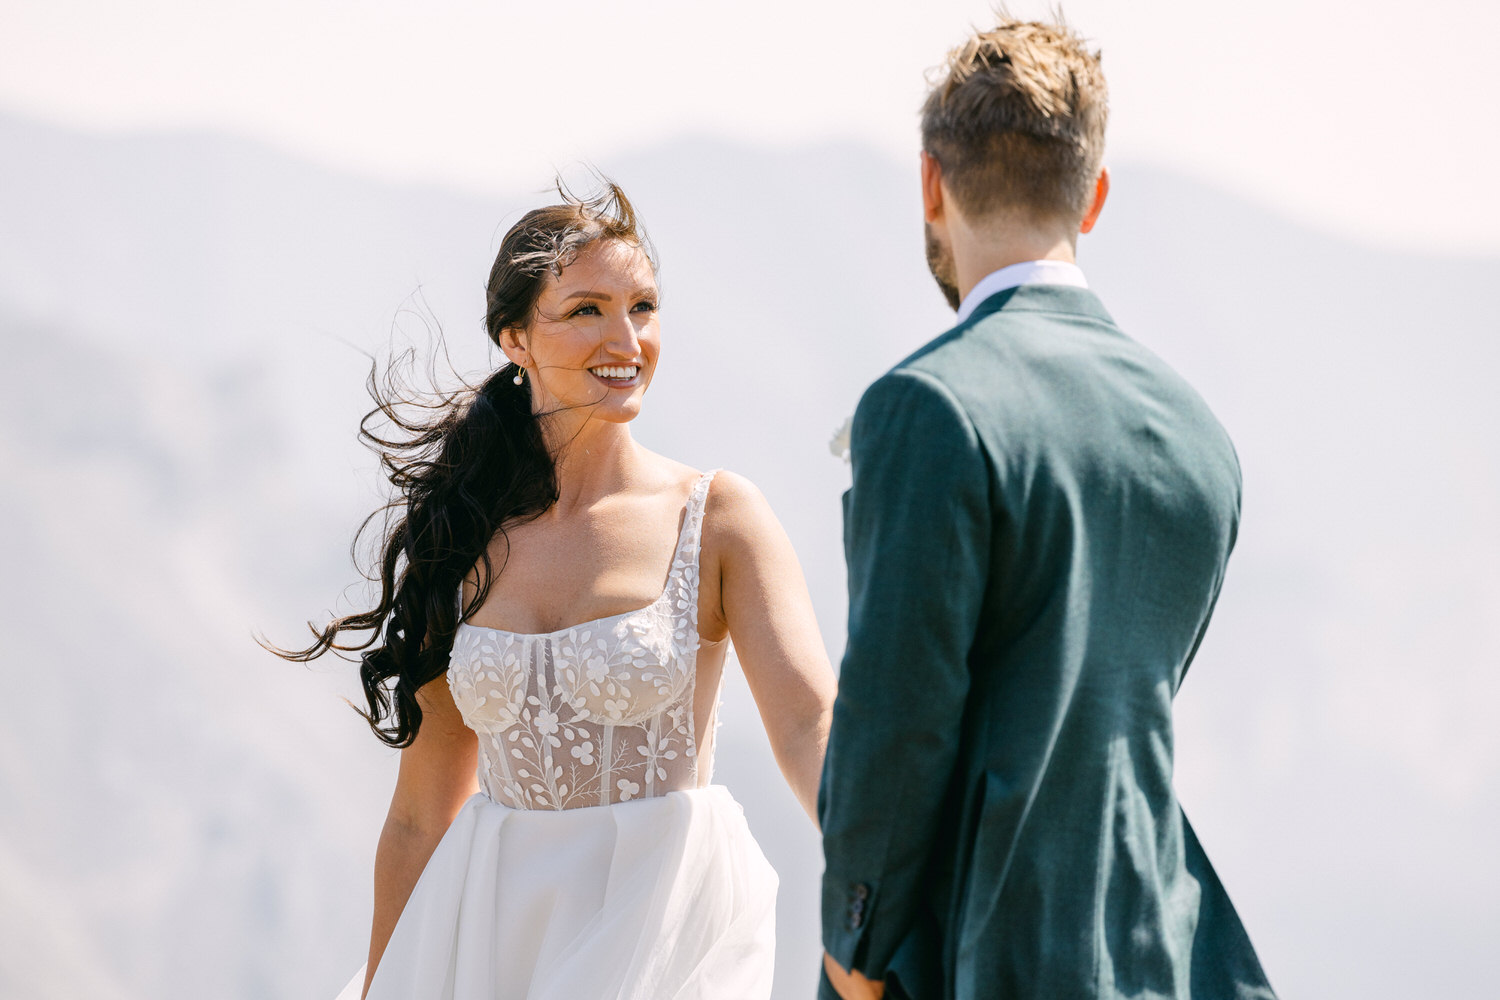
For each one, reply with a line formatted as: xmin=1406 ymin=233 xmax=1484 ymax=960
xmin=632 ymin=300 xmax=658 ymax=313
xmin=570 ymin=303 xmax=602 ymax=317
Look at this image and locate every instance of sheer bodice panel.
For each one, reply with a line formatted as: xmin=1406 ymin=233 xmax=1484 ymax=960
xmin=447 ymin=471 xmax=726 ymax=811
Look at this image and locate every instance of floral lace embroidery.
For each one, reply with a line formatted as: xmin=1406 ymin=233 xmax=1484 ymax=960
xmin=446 ymin=471 xmax=717 ymax=810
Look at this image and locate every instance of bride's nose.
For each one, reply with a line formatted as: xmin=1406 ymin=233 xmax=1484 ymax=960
xmin=601 ymin=310 xmax=643 ymax=357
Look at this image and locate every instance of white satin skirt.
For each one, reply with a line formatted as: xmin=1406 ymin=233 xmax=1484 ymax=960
xmin=334 ymin=784 xmax=778 ymax=1000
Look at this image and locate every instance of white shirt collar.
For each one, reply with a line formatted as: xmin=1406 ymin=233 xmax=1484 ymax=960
xmin=954 ymin=259 xmax=1089 ymax=324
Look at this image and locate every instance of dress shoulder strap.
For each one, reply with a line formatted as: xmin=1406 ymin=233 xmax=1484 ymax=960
xmin=670 ymin=469 xmax=720 ymax=581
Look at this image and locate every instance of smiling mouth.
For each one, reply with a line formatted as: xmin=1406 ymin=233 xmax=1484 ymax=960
xmin=589 ymin=364 xmax=641 ymax=383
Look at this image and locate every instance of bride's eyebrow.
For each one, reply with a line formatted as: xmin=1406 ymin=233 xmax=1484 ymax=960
xmin=559 ymin=287 xmax=657 ymax=303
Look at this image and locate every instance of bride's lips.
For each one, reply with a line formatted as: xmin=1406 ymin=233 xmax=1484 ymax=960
xmin=588 ymin=364 xmax=644 ymax=389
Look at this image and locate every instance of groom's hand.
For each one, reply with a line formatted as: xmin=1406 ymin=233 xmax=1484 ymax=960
xmin=823 ymin=951 xmax=885 ymax=1000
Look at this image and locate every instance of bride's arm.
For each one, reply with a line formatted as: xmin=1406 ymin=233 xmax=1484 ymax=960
xmin=360 ymin=675 xmax=479 ymax=997
xmin=705 ymin=471 xmax=838 ymax=827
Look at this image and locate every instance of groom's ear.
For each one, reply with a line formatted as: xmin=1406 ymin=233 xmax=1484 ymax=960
xmin=920 ymin=151 xmax=946 ymax=223
xmin=1079 ymin=166 xmax=1110 ymax=234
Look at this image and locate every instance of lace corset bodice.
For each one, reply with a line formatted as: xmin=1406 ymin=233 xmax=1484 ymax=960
xmin=447 ymin=470 xmax=725 ymax=811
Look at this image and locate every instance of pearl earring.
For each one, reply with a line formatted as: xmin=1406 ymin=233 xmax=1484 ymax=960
xmin=513 ymin=369 xmax=525 ymax=386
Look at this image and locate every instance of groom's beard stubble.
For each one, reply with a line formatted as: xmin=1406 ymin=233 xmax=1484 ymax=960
xmin=924 ymin=222 xmax=961 ymax=311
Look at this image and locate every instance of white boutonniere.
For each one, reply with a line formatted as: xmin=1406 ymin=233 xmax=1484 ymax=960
xmin=829 ymin=415 xmax=852 ymax=463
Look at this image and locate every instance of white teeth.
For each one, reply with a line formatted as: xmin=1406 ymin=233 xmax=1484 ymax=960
xmin=591 ymin=365 xmax=639 ymax=380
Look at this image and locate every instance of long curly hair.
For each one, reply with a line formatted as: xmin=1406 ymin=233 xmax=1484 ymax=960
xmin=266 ymin=179 xmax=656 ymax=748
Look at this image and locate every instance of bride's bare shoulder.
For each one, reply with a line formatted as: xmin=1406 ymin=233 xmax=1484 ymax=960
xmin=702 ymin=468 xmax=764 ymax=509
xmin=700 ymin=470 xmax=785 ymax=560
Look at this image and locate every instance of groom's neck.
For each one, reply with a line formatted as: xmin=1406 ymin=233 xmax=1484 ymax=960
xmin=949 ymin=209 xmax=1081 ymax=303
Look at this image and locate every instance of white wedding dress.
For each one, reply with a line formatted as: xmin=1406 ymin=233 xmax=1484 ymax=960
xmin=334 ymin=470 xmax=778 ymax=1000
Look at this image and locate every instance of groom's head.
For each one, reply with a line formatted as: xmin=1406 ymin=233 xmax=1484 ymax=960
xmin=920 ymin=17 xmax=1110 ymax=309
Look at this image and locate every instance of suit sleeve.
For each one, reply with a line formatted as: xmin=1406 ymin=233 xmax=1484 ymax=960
xmin=819 ymin=367 xmax=990 ymax=977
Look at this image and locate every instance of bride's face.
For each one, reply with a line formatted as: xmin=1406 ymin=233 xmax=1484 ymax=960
xmin=511 ymin=239 xmax=660 ymax=424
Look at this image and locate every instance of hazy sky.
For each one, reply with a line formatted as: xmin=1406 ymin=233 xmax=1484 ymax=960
xmin=4 ymin=0 xmax=1499 ymax=254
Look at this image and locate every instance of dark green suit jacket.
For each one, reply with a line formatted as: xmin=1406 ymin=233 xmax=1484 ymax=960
xmin=818 ymin=284 xmax=1276 ymax=1000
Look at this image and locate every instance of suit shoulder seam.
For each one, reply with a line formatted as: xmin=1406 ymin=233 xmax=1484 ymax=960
xmin=883 ymin=366 xmax=984 ymax=452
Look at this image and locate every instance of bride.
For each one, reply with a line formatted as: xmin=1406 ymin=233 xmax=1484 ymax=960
xmin=278 ymin=181 xmax=838 ymax=999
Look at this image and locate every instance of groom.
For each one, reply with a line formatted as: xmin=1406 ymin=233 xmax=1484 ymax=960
xmin=817 ymin=17 xmax=1277 ymax=1000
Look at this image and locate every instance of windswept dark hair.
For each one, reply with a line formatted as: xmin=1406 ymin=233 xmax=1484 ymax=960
xmin=265 ymin=178 xmax=656 ymax=748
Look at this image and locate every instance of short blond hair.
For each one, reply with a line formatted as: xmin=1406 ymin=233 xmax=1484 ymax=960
xmin=921 ymin=16 xmax=1108 ymax=223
